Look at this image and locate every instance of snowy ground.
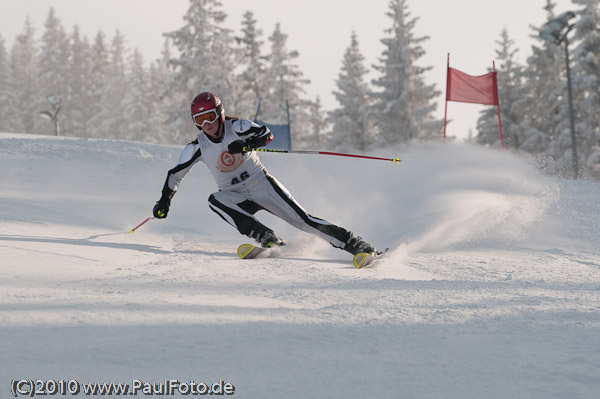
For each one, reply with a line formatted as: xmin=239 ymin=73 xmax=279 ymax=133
xmin=1 ymin=132 xmax=599 ymax=398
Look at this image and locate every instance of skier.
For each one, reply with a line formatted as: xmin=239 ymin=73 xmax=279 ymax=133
xmin=152 ymin=92 xmax=379 ymax=256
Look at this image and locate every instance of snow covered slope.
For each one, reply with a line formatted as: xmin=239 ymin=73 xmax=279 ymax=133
xmin=1 ymin=132 xmax=599 ymax=398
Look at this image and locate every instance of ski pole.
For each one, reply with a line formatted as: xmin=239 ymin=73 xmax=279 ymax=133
xmin=243 ymin=147 xmax=401 ymax=164
xmin=130 ymin=217 xmax=154 ymax=233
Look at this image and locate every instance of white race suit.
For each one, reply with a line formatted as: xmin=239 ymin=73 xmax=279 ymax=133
xmin=159 ymin=118 xmax=356 ymax=250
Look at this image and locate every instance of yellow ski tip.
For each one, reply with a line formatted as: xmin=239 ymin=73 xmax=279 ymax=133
xmin=353 ymin=252 xmax=371 ymax=269
xmin=130 ymin=229 xmax=135 ymax=234
xmin=237 ymin=243 xmax=255 ymax=259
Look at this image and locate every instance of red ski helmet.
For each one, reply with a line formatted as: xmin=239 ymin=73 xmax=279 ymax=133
xmin=190 ymin=92 xmax=225 ymax=129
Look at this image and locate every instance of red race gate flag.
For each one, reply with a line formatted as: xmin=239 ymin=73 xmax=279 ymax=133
xmin=446 ymin=68 xmax=498 ymax=105
xmin=443 ymin=54 xmax=504 ymax=147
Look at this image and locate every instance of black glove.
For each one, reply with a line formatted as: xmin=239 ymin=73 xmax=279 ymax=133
xmin=228 ymin=140 xmax=247 ymax=154
xmin=153 ymin=187 xmax=174 ymax=219
xmin=153 ymin=197 xmax=170 ymax=219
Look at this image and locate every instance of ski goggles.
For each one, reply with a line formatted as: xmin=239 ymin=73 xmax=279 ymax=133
xmin=192 ymin=109 xmax=219 ymax=127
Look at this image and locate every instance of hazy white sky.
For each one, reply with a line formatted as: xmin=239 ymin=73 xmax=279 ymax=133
xmin=0 ymin=0 xmax=576 ymax=140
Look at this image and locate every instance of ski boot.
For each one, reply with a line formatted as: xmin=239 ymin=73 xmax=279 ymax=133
xmin=343 ymin=233 xmax=378 ymax=255
xmin=260 ymin=230 xmax=286 ymax=248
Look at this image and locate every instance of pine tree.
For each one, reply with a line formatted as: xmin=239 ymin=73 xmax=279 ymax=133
xmin=235 ymin=10 xmax=267 ymax=118
xmin=147 ymin=39 xmax=173 ymax=144
xmin=476 ymin=28 xmax=527 ymax=149
xmin=571 ymin=0 xmax=600 ymax=179
xmin=292 ymin=95 xmax=328 ymax=149
xmin=519 ymin=0 xmax=565 ymax=158
xmin=371 ymin=0 xmax=440 ymax=144
xmin=105 ymin=30 xmax=129 ymax=139
xmin=540 ymin=0 xmax=600 ymax=179
xmin=309 ymin=96 xmax=328 ymax=148
xmin=9 ymin=17 xmax=40 ymax=134
xmin=85 ymin=30 xmax=129 ymax=139
xmin=67 ymin=26 xmax=94 ymax=137
xmin=86 ymin=31 xmax=111 ymax=138
xmin=163 ymin=0 xmax=238 ymax=143
xmin=0 ymin=34 xmax=23 ymax=133
xmin=37 ymin=8 xmax=70 ymax=136
xmin=329 ymin=31 xmax=373 ymax=151
xmin=261 ymin=23 xmax=311 ymax=131
xmin=210 ymin=14 xmax=239 ymax=112
xmin=121 ymin=49 xmax=151 ymax=142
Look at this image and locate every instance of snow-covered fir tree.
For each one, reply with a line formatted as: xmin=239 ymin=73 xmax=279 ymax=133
xmin=146 ymin=39 xmax=172 ymax=144
xmin=163 ymin=0 xmax=238 ymax=143
xmin=235 ymin=10 xmax=267 ymax=119
xmin=9 ymin=17 xmax=40 ymax=134
xmin=329 ymin=31 xmax=373 ymax=151
xmin=209 ymin=14 xmax=240 ymax=113
xmin=120 ymin=49 xmax=152 ymax=142
xmin=107 ymin=31 xmax=129 ymax=139
xmin=67 ymin=26 xmax=94 ymax=138
xmin=309 ymin=96 xmax=328 ymax=149
xmin=261 ymin=22 xmax=311 ymax=145
xmin=0 ymin=34 xmax=23 ymax=133
xmin=37 ymin=8 xmax=70 ymax=136
xmin=540 ymin=0 xmax=600 ymax=179
xmin=570 ymin=0 xmax=600 ymax=179
xmin=371 ymin=0 xmax=440 ymax=144
xmin=476 ymin=28 xmax=527 ymax=149
xmin=292 ymin=95 xmax=329 ymax=149
xmin=519 ymin=0 xmax=565 ymax=158
xmin=88 ymin=31 xmax=129 ymax=139
xmin=86 ymin=31 xmax=111 ymax=138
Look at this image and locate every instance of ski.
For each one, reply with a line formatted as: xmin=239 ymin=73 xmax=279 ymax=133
xmin=237 ymin=243 xmax=269 ymax=259
xmin=353 ymin=248 xmax=390 ymax=269
xmin=238 ymin=243 xmax=390 ymax=268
